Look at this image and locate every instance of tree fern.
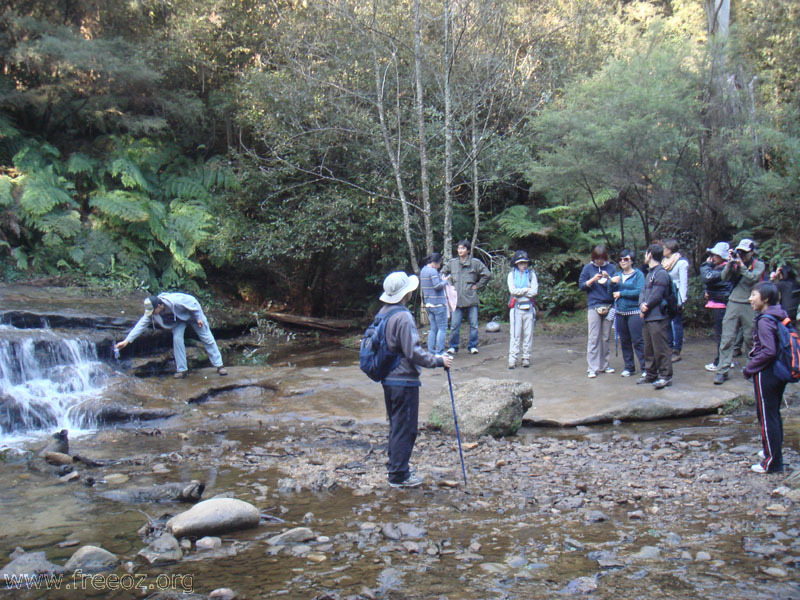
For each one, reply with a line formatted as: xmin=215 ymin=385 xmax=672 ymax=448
xmin=109 ymin=157 xmax=152 ymax=192
xmin=66 ymin=153 xmax=96 ymax=175
xmin=494 ymin=205 xmax=552 ymax=240
xmin=163 ymin=176 xmax=211 ymax=202
xmin=0 ymin=175 xmax=14 ymax=207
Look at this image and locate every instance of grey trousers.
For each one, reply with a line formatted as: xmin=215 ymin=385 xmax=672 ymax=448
xmin=172 ymin=313 xmax=223 ymax=373
xmin=586 ymin=308 xmax=613 ymax=373
xmin=717 ymin=301 xmax=756 ymax=375
xmin=509 ymin=307 xmax=535 ymax=365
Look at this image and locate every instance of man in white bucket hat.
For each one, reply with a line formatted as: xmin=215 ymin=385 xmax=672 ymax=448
xmin=375 ymin=271 xmax=453 ymax=488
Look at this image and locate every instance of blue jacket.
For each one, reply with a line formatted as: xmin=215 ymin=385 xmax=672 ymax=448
xmin=613 ymin=269 xmax=644 ymax=313
xmin=578 ymin=262 xmax=616 ymax=308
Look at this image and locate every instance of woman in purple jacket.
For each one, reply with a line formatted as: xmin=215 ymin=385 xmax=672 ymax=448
xmin=743 ymin=282 xmax=789 ymax=474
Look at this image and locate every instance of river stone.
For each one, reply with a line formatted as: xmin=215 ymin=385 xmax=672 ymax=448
xmin=196 ymin=536 xmax=222 ymax=551
xmin=138 ymin=533 xmax=183 ymax=565
xmin=100 ymin=481 xmax=204 ymax=504
xmin=63 ymin=545 xmax=118 ymax=573
xmin=44 ymin=451 xmax=73 ymax=465
xmin=208 ymin=588 xmax=238 ymax=600
xmin=266 ymin=527 xmax=315 ymax=546
xmin=167 ymin=498 xmax=260 ymax=537
xmin=1 ymin=551 xmax=62 ymax=577
xmin=428 ymin=378 xmax=533 ymax=437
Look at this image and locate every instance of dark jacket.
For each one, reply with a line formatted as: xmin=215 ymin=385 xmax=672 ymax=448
xmin=379 ymin=304 xmax=444 ymax=386
xmin=578 ymin=262 xmax=616 ymax=308
xmin=744 ymin=305 xmax=789 ymax=377
xmin=612 ymin=269 xmax=644 ymax=313
xmin=441 ymin=257 xmax=491 ymax=308
xmin=776 ymin=279 xmax=800 ymax=320
xmin=639 ymin=265 xmax=671 ymax=321
xmin=700 ymin=261 xmax=733 ymax=304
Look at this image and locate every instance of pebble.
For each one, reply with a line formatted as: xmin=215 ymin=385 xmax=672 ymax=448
xmin=695 ymin=551 xmax=711 ymax=561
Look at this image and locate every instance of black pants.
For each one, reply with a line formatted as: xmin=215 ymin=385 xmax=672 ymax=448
xmin=754 ymin=365 xmax=786 ymax=472
xmin=382 ymin=385 xmax=419 ymax=484
xmin=617 ymin=313 xmax=645 ymax=373
xmin=710 ymin=307 xmax=725 ymax=365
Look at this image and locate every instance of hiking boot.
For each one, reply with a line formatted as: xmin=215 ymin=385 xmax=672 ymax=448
xmin=217 ymin=367 xmax=228 ymax=376
xmin=174 ymin=371 xmax=187 ymax=379
xmin=603 ymin=367 xmax=615 ymax=374
xmin=620 ymin=370 xmax=633 ymax=377
xmin=522 ymin=359 xmax=530 ymax=368
xmin=713 ymin=372 xmax=728 ymax=385
xmin=469 ymin=347 xmax=479 ymax=354
xmin=704 ymin=363 xmax=718 ymax=372
xmin=653 ymin=378 xmax=672 ymax=389
xmin=671 ymin=352 xmax=681 ymax=363
xmin=636 ymin=375 xmax=656 ymax=384
xmin=388 ymin=474 xmax=423 ymax=488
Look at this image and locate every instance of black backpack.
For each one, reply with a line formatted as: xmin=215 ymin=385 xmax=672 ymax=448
xmin=663 ymin=278 xmax=680 ymax=319
xmin=359 ymin=306 xmax=407 ymax=382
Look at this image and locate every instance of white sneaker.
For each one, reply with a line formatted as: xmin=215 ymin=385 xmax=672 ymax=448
xmin=704 ymin=363 xmax=718 ymax=372
xmin=469 ymin=347 xmax=479 ymax=354
xmin=758 ymin=450 xmax=765 ymax=460
xmin=750 ymin=464 xmax=766 ymax=473
xmin=603 ymin=367 xmax=615 ymax=374
xmin=587 ymin=371 xmax=597 ymax=378
xmin=620 ymin=370 xmax=632 ymax=377
xmin=446 ymin=347 xmax=457 ymax=355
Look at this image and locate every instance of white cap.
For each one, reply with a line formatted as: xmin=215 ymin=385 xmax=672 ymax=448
xmin=379 ymin=272 xmax=419 ymax=304
xmin=143 ymin=298 xmax=154 ymax=317
xmin=735 ymin=238 xmax=756 ymax=253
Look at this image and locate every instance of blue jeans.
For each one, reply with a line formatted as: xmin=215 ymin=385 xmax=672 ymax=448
xmin=449 ymin=305 xmax=479 ymax=351
xmin=171 ymin=313 xmax=223 ymax=373
xmin=616 ymin=313 xmax=645 ymax=372
xmin=425 ymin=305 xmax=448 ymax=355
xmin=666 ymin=312 xmax=684 ymax=352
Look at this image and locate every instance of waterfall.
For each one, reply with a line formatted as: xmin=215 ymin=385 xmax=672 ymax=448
xmin=0 ymin=324 xmax=110 ymax=440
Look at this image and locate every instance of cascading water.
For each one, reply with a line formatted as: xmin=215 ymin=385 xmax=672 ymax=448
xmin=0 ymin=323 xmax=112 ymax=441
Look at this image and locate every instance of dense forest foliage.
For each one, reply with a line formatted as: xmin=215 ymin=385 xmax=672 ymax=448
xmin=1 ymin=0 xmax=798 ymax=317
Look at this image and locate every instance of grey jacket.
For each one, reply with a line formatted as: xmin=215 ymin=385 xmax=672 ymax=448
xmin=722 ymin=258 xmax=766 ymax=304
xmin=441 ymin=257 xmax=491 ymax=308
xmin=123 ymin=293 xmax=206 ymax=343
xmin=379 ymin=304 xmax=444 ymax=386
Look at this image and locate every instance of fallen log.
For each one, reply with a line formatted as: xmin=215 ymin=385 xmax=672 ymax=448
xmin=261 ymin=311 xmax=355 ymax=332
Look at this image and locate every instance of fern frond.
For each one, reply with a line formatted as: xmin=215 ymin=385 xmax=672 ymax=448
xmin=90 ymin=190 xmax=151 ymax=222
xmin=163 ymin=176 xmax=211 ymax=202
xmin=110 ymin=157 xmax=152 ymax=191
xmin=19 ymin=169 xmax=74 ymax=216
xmin=0 ymin=175 xmax=14 ymax=207
xmin=38 ymin=210 xmax=82 ymax=238
xmin=494 ymin=205 xmax=552 ymax=240
xmin=66 ymin=153 xmax=96 ymax=175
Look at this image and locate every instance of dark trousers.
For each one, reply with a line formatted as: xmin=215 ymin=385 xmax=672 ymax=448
xmin=753 ymin=365 xmax=786 ymax=472
xmin=643 ymin=318 xmax=672 ymax=379
xmin=710 ymin=307 xmax=725 ymax=365
xmin=617 ymin=313 xmax=645 ymax=373
xmin=382 ymin=385 xmax=419 ymax=484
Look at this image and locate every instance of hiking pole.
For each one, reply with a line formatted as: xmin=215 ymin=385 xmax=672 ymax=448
xmin=445 ymin=368 xmax=468 ymax=487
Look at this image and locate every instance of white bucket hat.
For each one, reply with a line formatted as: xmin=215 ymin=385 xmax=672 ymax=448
xmin=706 ymin=241 xmax=729 ymax=258
xmin=380 ymin=272 xmax=419 ymax=304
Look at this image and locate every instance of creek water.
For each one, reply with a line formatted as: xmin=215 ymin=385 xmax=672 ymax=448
xmin=1 ymin=328 xmax=798 ymax=599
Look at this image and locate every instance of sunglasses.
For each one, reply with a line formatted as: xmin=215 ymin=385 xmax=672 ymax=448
xmin=619 ymin=256 xmax=632 ymax=262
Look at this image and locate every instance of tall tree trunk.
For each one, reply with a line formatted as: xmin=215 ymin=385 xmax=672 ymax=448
xmin=443 ymin=0 xmax=454 ymax=258
xmin=371 ymin=14 xmax=418 ymax=272
xmin=470 ymin=112 xmax=480 ymax=253
xmin=413 ymin=0 xmax=433 ymax=256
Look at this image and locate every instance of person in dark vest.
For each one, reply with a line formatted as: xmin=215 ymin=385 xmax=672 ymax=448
xmin=375 ymin=272 xmax=453 ymax=488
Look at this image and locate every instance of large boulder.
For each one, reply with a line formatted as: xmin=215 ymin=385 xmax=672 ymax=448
xmin=167 ymin=498 xmax=260 ymax=538
xmin=428 ymin=378 xmax=533 ymax=437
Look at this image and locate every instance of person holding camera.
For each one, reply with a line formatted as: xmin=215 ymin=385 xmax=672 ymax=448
xmin=770 ymin=264 xmax=800 ymax=323
xmin=578 ymin=245 xmax=617 ymax=378
xmin=700 ymin=242 xmax=734 ymax=372
xmin=713 ymin=238 xmax=765 ymax=385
